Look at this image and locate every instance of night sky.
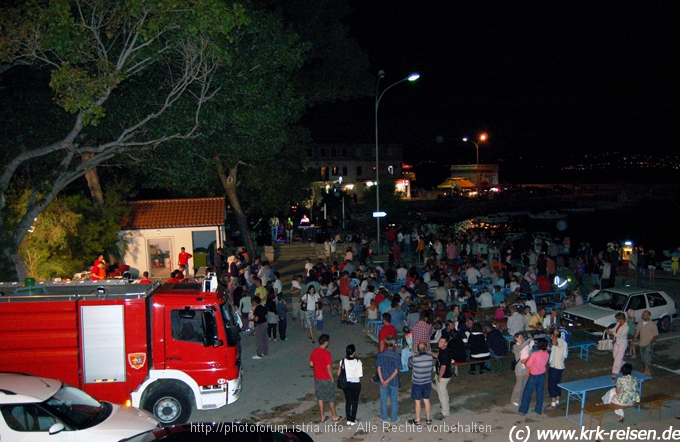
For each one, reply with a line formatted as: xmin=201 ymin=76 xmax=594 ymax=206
xmin=300 ymin=1 xmax=678 ymax=185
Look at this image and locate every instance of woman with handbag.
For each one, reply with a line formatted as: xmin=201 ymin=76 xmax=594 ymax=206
xmin=337 ymin=344 xmax=363 ymax=426
xmin=605 ymin=312 xmax=629 ymax=382
xmin=302 ymin=286 xmax=320 ymax=343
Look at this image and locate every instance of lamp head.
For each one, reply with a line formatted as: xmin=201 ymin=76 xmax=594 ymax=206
xmin=408 ymin=73 xmax=420 ymax=81
xmin=462 ymin=137 xmax=468 ymax=142
xmin=378 ymin=70 xmax=385 ymax=79
xmin=479 ymin=133 xmax=488 ymax=141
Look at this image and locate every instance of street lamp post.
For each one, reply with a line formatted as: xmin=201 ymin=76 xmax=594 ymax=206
xmin=375 ymin=70 xmax=419 ymax=254
xmin=462 ymin=133 xmax=488 ymax=189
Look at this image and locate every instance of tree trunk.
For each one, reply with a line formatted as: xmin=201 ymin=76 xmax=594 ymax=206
xmin=12 ymin=253 xmax=28 ymax=282
xmin=82 ymin=153 xmax=104 ymax=206
xmin=216 ymin=159 xmax=256 ymax=259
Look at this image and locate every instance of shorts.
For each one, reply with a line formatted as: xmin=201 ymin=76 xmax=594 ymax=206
xmin=317 ymin=320 xmax=323 ymax=331
xmin=292 ymin=302 xmax=300 ymax=319
xmin=410 ymin=382 xmax=431 ymax=400
xmin=340 ymin=295 xmax=351 ymax=311
xmin=314 ymin=379 xmax=335 ymax=402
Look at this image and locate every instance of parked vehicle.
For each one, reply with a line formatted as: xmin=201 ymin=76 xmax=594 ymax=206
xmin=119 ymin=423 xmax=314 ymax=442
xmin=0 ymin=372 xmax=158 ymax=442
xmin=528 ymin=210 xmax=566 ymax=220
xmin=472 ymin=213 xmax=509 ymax=224
xmin=504 ymin=230 xmax=527 ymax=242
xmin=0 ymin=274 xmax=242 ymax=426
xmin=562 ymin=287 xmax=677 ymax=331
xmin=531 ymin=231 xmax=553 ymax=242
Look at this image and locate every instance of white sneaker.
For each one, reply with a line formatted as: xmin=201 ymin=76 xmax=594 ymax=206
xmin=512 ymin=402 xmax=520 ymax=406
xmin=550 ymin=401 xmax=556 ymax=407
xmin=252 ymin=355 xmax=262 ymax=360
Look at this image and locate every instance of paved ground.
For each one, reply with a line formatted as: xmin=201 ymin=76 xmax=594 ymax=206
xmin=190 ymin=258 xmax=680 ymax=441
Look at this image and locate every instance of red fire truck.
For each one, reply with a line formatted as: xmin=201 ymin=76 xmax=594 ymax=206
xmin=0 ymin=275 xmax=242 ymax=425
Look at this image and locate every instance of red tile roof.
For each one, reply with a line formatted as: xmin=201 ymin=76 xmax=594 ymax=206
xmin=122 ymin=198 xmax=225 ymax=229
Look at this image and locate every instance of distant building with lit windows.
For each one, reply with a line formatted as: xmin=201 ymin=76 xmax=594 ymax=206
xmin=306 ymin=144 xmax=414 ymax=197
xmin=438 ymin=164 xmax=499 ymax=188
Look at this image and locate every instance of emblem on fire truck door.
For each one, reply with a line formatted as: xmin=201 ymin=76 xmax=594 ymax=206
xmin=128 ymin=353 xmax=146 ymax=369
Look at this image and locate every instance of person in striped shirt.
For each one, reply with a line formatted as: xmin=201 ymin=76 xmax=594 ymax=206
xmin=407 ymin=342 xmax=434 ymax=426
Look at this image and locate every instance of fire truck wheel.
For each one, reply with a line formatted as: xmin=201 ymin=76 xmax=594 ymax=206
xmin=144 ymin=387 xmax=192 ymax=425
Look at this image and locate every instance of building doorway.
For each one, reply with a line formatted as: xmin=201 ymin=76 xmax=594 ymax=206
xmin=148 ymin=237 xmax=174 ymax=279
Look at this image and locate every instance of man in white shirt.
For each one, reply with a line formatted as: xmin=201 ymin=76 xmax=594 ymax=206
xmin=433 ymin=281 xmax=448 ymax=302
xmin=396 ymin=264 xmax=408 ymax=281
xmin=507 ymin=306 xmax=525 ymax=336
xmin=273 ymin=271 xmax=283 ymax=296
xmin=476 ymin=288 xmax=494 ymax=308
xmin=363 ymin=286 xmax=376 ymax=308
xmin=466 ymin=265 xmax=482 ymax=285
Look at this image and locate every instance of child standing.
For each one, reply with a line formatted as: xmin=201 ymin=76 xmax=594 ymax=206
xmin=316 ymin=301 xmax=324 ymax=331
xmin=276 ymin=296 xmax=288 ymax=341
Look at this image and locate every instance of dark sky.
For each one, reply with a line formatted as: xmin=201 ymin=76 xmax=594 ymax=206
xmin=300 ymin=1 xmax=679 ymax=171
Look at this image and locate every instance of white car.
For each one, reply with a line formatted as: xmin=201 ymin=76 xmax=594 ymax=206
xmin=562 ymin=287 xmax=677 ymax=331
xmin=0 ymin=373 xmax=158 ymax=442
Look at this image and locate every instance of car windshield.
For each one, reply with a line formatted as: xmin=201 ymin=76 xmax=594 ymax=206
xmin=41 ymin=384 xmax=109 ymax=429
xmin=590 ymin=291 xmax=627 ymax=311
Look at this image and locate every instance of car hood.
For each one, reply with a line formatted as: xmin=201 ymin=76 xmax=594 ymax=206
xmin=564 ymin=304 xmax=615 ymax=322
xmin=84 ymin=403 xmax=158 ymax=441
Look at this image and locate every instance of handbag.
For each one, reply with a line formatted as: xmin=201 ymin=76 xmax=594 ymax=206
xmin=337 ymin=359 xmax=348 ymax=390
xmin=597 ymin=331 xmax=614 ymax=351
xmin=301 ymin=295 xmax=307 ymax=311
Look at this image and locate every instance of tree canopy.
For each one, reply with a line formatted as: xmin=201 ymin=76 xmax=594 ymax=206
xmin=0 ymin=0 xmax=371 ymax=276
xmin=0 ymin=0 xmax=248 ymax=278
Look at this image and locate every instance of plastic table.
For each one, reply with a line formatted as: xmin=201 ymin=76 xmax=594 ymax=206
xmin=558 ymin=371 xmax=651 ymax=426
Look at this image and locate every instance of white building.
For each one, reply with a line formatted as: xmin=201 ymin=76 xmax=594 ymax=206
xmin=118 ymin=197 xmax=226 ymax=278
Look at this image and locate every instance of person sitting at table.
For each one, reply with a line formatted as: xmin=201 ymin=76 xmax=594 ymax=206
xmin=543 ymin=308 xmax=559 ymax=329
xmin=476 ymin=287 xmax=494 ymax=309
xmin=492 ymin=286 xmax=505 ymax=306
xmin=573 ymin=288 xmax=584 ymax=306
xmin=523 ymin=306 xmax=533 ymax=330
xmin=530 ymin=322 xmax=548 ymax=342
xmin=495 ymin=301 xmax=507 ymax=320
xmin=528 ymin=307 xmax=547 ymax=330
xmin=507 ymin=305 xmax=525 ymax=336
xmin=600 ymin=363 xmax=639 ymax=423
xmin=468 ymin=323 xmax=490 ymax=375
xmin=524 ymin=294 xmax=538 ymax=317
xmin=536 ymin=274 xmax=551 ymax=292
xmin=457 ymin=315 xmax=474 ymax=343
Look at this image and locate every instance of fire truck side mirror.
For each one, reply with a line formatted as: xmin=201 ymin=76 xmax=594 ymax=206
xmin=201 ymin=310 xmax=222 ymax=348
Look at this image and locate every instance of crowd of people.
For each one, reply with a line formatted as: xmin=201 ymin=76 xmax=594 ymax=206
xmin=181 ymin=223 xmax=663 ymax=425
xmin=292 ymin=225 xmax=663 ymax=424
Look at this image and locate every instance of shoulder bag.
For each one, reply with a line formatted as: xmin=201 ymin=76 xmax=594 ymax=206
xmin=337 ymin=359 xmax=348 ymax=390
